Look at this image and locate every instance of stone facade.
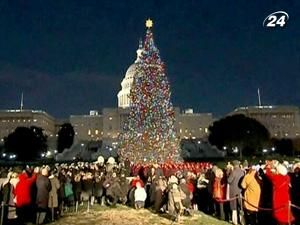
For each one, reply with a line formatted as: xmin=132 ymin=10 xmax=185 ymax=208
xmin=229 ymin=105 xmax=300 ymax=138
xmin=0 ymin=110 xmax=56 ymax=141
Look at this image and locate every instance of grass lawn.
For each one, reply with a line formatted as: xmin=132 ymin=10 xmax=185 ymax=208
xmin=50 ymin=204 xmax=231 ymax=225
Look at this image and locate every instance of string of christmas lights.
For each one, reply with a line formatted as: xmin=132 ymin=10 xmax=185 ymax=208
xmin=119 ymin=20 xmax=181 ymax=164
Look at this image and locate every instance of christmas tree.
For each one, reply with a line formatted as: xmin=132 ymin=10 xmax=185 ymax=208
xmin=119 ymin=19 xmax=180 ymax=164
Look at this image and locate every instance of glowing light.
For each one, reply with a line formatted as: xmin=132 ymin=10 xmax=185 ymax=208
xmin=119 ymin=21 xmax=180 ymax=164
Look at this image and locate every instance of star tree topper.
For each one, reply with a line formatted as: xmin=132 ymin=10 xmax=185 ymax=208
xmin=146 ymin=18 xmax=153 ymax=28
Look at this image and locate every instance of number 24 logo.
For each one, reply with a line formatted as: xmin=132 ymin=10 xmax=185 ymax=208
xmin=263 ymin=11 xmax=289 ymax=28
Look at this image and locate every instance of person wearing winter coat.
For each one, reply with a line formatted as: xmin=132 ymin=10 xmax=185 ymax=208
xmin=167 ymin=183 xmax=186 ymax=222
xmin=227 ymin=160 xmax=244 ymax=225
xmin=241 ymin=166 xmax=261 ymax=225
xmin=15 ymin=167 xmax=38 ymax=225
xmin=103 ymin=172 xmax=122 ymax=206
xmin=48 ymin=171 xmax=60 ymax=220
xmin=119 ymin=173 xmax=129 ymax=205
xmin=81 ymin=172 xmax=94 ymax=204
xmin=266 ymin=162 xmax=295 ymax=225
xmin=93 ymin=172 xmax=105 ymax=205
xmin=72 ymin=173 xmax=82 ymax=204
xmin=213 ymin=168 xmax=227 ymax=220
xmin=153 ymin=178 xmax=167 ymax=213
xmin=134 ymin=182 xmax=147 ymax=209
xmin=36 ymin=167 xmax=51 ymax=225
xmin=179 ymin=178 xmax=192 ymax=210
xmin=1 ymin=172 xmax=18 ymax=224
xmin=291 ymin=164 xmax=300 ymax=225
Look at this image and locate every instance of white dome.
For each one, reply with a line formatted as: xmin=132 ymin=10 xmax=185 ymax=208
xmin=117 ymin=40 xmax=143 ymax=109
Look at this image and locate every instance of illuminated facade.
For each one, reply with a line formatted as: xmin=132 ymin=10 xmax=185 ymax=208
xmin=70 ymin=107 xmax=213 ymax=142
xmin=230 ymin=105 xmax=300 ymax=138
xmin=0 ymin=109 xmax=56 ymax=140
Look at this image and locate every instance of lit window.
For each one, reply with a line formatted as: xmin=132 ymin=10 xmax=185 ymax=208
xmin=33 ymin=119 xmax=37 ymax=122
xmin=179 ymin=129 xmax=182 ymax=133
xmin=199 ymin=127 xmax=202 ymax=131
xmin=109 ymin=117 xmax=113 ymax=121
xmin=88 ymin=129 xmax=91 ymax=135
xmin=205 ymin=128 xmax=208 ymax=133
xmin=95 ymin=129 xmax=99 ymax=135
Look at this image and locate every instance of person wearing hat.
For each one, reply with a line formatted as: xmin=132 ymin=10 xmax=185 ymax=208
xmin=227 ymin=160 xmax=244 ymax=225
xmin=266 ymin=162 xmax=295 ymax=225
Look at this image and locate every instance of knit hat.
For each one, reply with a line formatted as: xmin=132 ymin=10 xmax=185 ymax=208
xmin=277 ymin=164 xmax=288 ymax=176
xmin=169 ymin=175 xmax=178 ymax=184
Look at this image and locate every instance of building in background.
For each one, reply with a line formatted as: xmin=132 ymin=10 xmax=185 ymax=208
xmin=70 ymin=107 xmax=214 ymax=142
xmin=177 ymin=108 xmax=213 ymax=139
xmin=0 ymin=109 xmax=56 ymax=141
xmin=230 ymin=105 xmax=300 ymax=138
xmin=70 ymin=110 xmax=103 ymax=142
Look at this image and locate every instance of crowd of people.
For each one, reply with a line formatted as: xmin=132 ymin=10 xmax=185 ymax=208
xmin=0 ymin=157 xmax=300 ymax=225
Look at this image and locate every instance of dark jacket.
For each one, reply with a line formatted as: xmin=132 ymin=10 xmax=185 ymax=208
xmin=36 ymin=175 xmax=51 ymax=209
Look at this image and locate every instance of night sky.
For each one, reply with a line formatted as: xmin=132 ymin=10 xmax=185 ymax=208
xmin=0 ymin=0 xmax=299 ymax=119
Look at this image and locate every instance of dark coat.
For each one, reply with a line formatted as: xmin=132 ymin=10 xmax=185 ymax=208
xmin=227 ymin=167 xmax=244 ymax=210
xmin=82 ymin=179 xmax=93 ymax=196
xmin=36 ymin=175 xmax=51 ymax=209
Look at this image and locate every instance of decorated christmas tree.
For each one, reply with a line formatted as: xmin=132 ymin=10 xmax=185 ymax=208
xmin=119 ymin=19 xmax=180 ymax=164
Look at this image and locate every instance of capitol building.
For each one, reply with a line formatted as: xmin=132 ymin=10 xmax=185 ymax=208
xmin=1 ymin=38 xmax=300 ymax=152
xmin=70 ymin=40 xmax=213 ymax=144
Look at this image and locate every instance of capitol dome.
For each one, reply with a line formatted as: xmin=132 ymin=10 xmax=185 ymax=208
xmin=117 ymin=40 xmax=143 ymax=108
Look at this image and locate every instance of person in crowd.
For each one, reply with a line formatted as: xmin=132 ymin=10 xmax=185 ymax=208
xmin=167 ymin=178 xmax=186 ymax=222
xmin=179 ymin=178 xmax=192 ymax=214
xmin=14 ymin=166 xmax=38 ymax=225
xmin=213 ymin=168 xmax=226 ymax=220
xmin=81 ymin=172 xmax=94 ymax=205
xmin=241 ymin=165 xmax=261 ymax=225
xmin=266 ymin=161 xmax=295 ymax=225
xmin=72 ymin=173 xmax=82 ymax=206
xmin=152 ymin=178 xmax=167 ymax=213
xmin=93 ymin=172 xmax=105 ymax=205
xmin=207 ymin=166 xmax=217 ymax=215
xmin=196 ymin=172 xmax=209 ymax=213
xmin=291 ymin=162 xmax=300 ymax=225
xmin=227 ymin=160 xmax=244 ymax=225
xmin=1 ymin=171 xmax=18 ymax=224
xmin=36 ymin=167 xmax=51 ymax=225
xmin=63 ymin=172 xmax=74 ymax=209
xmin=103 ymin=172 xmax=122 ymax=207
xmin=48 ymin=169 xmax=61 ymax=221
xmin=119 ymin=172 xmax=129 ymax=205
xmin=134 ymin=181 xmax=147 ymax=209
